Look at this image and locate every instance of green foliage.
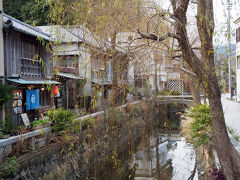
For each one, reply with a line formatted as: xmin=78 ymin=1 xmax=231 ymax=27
xmin=81 ymin=117 xmax=95 ymax=129
xmin=0 ymin=156 xmax=18 ymax=177
xmin=0 ymin=84 xmax=14 ymax=108
xmin=187 ymin=104 xmax=213 ymax=148
xmin=227 ymin=127 xmax=240 ymax=142
xmin=48 ymin=107 xmax=74 ymax=132
xmin=0 ymin=131 xmax=3 ymax=139
xmin=3 ymin=0 xmax=50 ymax=26
xmin=158 ymin=89 xmax=181 ymax=96
xmin=30 ymin=117 xmax=50 ymax=127
xmin=2 ymin=116 xmax=14 ymax=134
xmin=77 ymin=94 xmax=88 ymax=109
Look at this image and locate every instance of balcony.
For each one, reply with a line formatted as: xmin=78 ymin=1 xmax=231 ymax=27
xmin=20 ymin=58 xmax=43 ymax=77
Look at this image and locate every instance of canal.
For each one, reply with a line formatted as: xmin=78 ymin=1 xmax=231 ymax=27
xmin=128 ymin=132 xmax=197 ymax=180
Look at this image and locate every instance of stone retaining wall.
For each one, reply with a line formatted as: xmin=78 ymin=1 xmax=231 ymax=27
xmin=0 ymin=127 xmax=51 ymax=160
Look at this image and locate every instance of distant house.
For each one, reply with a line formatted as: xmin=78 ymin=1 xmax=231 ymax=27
xmin=37 ymin=25 xmax=91 ymax=110
xmin=2 ymin=14 xmax=59 ymax=124
xmin=38 ymin=25 xmax=131 ymax=111
xmin=116 ymin=32 xmax=185 ymax=95
xmin=234 ymin=17 xmax=240 ymax=101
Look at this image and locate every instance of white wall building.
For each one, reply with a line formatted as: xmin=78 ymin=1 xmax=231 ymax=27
xmin=38 ymin=26 xmax=93 ymax=94
xmin=116 ymin=32 xmax=183 ymax=94
xmin=234 ymin=18 xmax=240 ymax=102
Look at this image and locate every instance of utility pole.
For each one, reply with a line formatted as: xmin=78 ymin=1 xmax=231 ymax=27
xmin=0 ymin=0 xmax=5 ymax=126
xmin=227 ymin=0 xmax=232 ymax=98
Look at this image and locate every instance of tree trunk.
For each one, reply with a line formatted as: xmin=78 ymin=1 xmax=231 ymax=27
xmin=154 ymin=59 xmax=159 ymax=94
xmin=208 ymin=94 xmax=240 ymax=179
xmin=110 ymin=32 xmax=118 ymax=107
xmin=187 ymin=75 xmax=201 ymax=105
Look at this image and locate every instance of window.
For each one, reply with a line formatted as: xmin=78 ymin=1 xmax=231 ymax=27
xmin=58 ymin=55 xmax=78 ymax=68
xmin=236 ymin=28 xmax=240 ymax=43
xmin=21 ymin=40 xmax=42 ymax=77
xmin=237 ymin=56 xmax=240 ymax=69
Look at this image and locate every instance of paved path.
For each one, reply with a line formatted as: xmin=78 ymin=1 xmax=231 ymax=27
xmin=221 ymin=96 xmax=240 ymax=135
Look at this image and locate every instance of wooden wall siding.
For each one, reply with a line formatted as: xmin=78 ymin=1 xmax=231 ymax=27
xmin=40 ymin=46 xmax=52 ymax=78
xmin=4 ymin=30 xmax=51 ymax=78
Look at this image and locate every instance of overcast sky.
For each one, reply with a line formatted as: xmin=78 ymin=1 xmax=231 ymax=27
xmin=156 ymin=0 xmax=240 ymax=45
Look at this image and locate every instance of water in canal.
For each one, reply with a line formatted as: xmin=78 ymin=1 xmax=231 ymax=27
xmin=128 ymin=133 xmax=198 ymax=180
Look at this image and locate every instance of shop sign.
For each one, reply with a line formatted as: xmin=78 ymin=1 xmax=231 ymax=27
xmin=13 ymin=90 xmax=23 ymax=114
xmin=26 ymin=89 xmax=40 ymax=110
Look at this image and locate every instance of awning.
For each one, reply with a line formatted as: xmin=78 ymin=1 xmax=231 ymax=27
xmin=7 ymin=78 xmax=61 ymax=85
xmin=57 ymin=72 xmax=83 ymax=80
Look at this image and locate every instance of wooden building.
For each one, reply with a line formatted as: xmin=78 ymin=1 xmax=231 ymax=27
xmin=2 ymin=14 xmax=60 ymax=125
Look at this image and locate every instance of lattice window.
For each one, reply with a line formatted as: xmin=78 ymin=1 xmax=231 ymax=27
xmin=168 ymin=79 xmax=183 ymax=92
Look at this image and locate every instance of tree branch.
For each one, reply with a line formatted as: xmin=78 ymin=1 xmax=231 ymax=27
xmin=137 ymin=29 xmax=181 ymax=42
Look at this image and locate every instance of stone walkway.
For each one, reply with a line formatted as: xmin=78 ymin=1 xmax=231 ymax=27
xmin=221 ymin=95 xmax=240 ymax=135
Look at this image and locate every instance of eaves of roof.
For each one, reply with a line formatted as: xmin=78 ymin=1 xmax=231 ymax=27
xmin=3 ymin=13 xmax=50 ymax=41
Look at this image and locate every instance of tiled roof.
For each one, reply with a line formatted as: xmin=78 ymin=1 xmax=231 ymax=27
xmin=66 ymin=26 xmax=125 ymax=52
xmin=3 ymin=13 xmax=50 ymax=40
xmin=38 ymin=25 xmax=125 ymax=52
xmin=37 ymin=26 xmax=80 ymax=43
xmin=65 ymin=26 xmax=105 ymax=48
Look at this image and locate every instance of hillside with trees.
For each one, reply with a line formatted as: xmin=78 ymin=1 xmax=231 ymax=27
xmin=3 ymin=0 xmax=50 ymax=26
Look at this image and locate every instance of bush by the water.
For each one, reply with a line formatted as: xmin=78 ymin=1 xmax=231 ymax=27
xmin=187 ymin=104 xmax=213 ymax=148
xmin=48 ymin=107 xmax=74 ymax=132
xmin=158 ymin=89 xmax=181 ymax=96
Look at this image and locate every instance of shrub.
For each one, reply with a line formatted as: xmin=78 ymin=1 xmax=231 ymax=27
xmin=2 ymin=116 xmax=14 ymax=134
xmin=158 ymin=89 xmax=170 ymax=96
xmin=48 ymin=107 xmax=74 ymax=132
xmin=0 ymin=156 xmax=18 ymax=177
xmin=0 ymin=85 xmax=15 ymax=108
xmin=158 ymin=89 xmax=181 ymax=96
xmin=187 ymin=104 xmax=213 ymax=148
xmin=170 ymin=90 xmax=181 ymax=95
xmin=30 ymin=117 xmax=50 ymax=127
xmin=81 ymin=117 xmax=95 ymax=130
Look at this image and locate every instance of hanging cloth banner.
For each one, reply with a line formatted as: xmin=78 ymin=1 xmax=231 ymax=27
xmin=26 ymin=89 xmax=40 ymax=110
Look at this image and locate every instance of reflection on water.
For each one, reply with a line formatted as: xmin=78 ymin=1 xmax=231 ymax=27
xmin=128 ymin=134 xmax=198 ymax=180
